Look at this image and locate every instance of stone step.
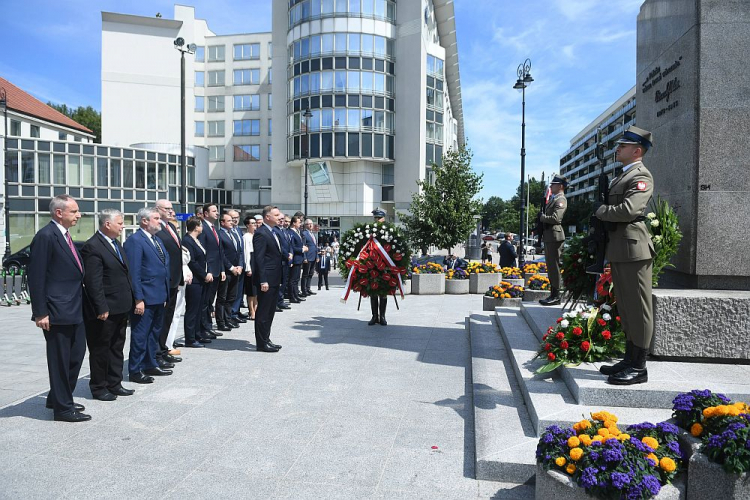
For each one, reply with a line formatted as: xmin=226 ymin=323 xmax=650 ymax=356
xmin=520 ymin=303 xmax=750 ymax=409
xmin=494 ymin=307 xmax=673 ymax=434
xmin=466 ymin=313 xmax=537 ymax=484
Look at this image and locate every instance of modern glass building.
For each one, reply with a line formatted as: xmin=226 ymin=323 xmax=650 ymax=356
xmin=559 ymin=86 xmax=636 ymax=204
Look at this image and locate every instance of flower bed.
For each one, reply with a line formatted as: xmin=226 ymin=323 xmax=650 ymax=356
xmin=527 ymin=274 xmax=551 ymax=291
xmin=524 ymin=262 xmax=548 ymax=275
xmin=536 ymin=412 xmax=685 ymax=500
xmin=445 ymin=268 xmax=468 ymax=280
xmin=467 ymin=262 xmax=501 ymax=274
xmin=499 ymin=266 xmax=523 ymax=279
xmin=534 ymin=304 xmax=625 ymax=373
xmin=483 ymin=281 xmax=523 ymax=310
xmin=412 ymin=262 xmax=444 ymax=275
xmin=412 ymin=272 xmax=445 ymax=295
xmin=445 ymin=278 xmax=469 ymax=294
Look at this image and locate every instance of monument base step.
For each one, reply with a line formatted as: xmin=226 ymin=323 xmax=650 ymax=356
xmin=520 ymin=302 xmax=750 ymax=409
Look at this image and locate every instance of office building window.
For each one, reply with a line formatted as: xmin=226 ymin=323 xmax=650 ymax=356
xmin=208 ymin=70 xmax=225 ymax=86
xmin=234 ymin=43 xmax=260 ymax=60
xmin=195 ymin=96 xmax=204 ymax=112
xmin=195 ymin=121 xmax=205 ymax=137
xmin=268 ymin=67 xmax=272 ymax=84
xmin=30 ymin=125 xmax=40 ymax=138
xmin=234 ymin=145 xmax=260 ymax=161
xmin=58 ymin=132 xmax=67 ymax=141
xmin=9 ymin=120 xmax=21 ymax=136
xmin=268 ymin=119 xmax=272 ymax=135
xmin=209 ymin=145 xmax=225 ymax=161
xmin=268 ymin=94 xmax=273 ymax=110
xmin=268 ymin=41 xmax=273 ymax=58
xmin=268 ymin=144 xmax=272 ymax=160
xmin=195 ymin=71 xmax=204 ymax=86
xmin=233 ymin=119 xmax=260 ymax=136
xmin=195 ymin=46 xmax=205 ymax=62
xmin=208 ymin=120 xmax=225 ymax=137
xmin=208 ymin=96 xmax=225 ymax=112
xmin=234 ymin=69 xmax=260 ymax=85
xmin=234 ymin=178 xmax=260 ymax=190
xmin=234 ymin=94 xmax=259 ymax=111
xmin=208 ymin=45 xmax=225 ymax=62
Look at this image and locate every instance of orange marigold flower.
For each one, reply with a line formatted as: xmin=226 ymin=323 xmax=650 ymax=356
xmin=569 ymin=447 xmax=584 ymax=461
xmin=642 ymin=437 xmax=659 ymax=451
xmin=579 ymin=435 xmax=593 ymax=446
xmin=566 ymin=463 xmax=576 ymax=475
xmin=646 ymin=453 xmax=658 ymax=466
xmin=555 ymin=456 xmax=567 ymax=467
xmin=597 ymin=428 xmax=610 ymax=437
xmin=567 ymin=436 xmax=581 ymax=448
xmin=659 ymin=457 xmax=676 ymax=473
xmin=690 ymin=423 xmax=703 ymax=437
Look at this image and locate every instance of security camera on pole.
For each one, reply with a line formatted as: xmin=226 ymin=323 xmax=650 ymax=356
xmin=174 ymin=37 xmax=196 ymax=216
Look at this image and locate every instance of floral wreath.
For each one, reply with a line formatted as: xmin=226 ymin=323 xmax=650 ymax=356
xmin=338 ymin=221 xmax=412 ymax=301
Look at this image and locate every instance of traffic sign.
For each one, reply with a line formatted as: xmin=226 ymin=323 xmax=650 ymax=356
xmin=174 ymin=213 xmax=191 ymax=221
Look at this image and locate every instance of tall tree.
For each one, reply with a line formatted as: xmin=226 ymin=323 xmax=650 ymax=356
xmin=47 ymin=102 xmax=102 ymax=143
xmin=400 ymin=147 xmax=483 ymax=255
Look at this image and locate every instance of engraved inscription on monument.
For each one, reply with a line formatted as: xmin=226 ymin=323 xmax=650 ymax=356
xmin=641 ymin=56 xmax=683 ymax=118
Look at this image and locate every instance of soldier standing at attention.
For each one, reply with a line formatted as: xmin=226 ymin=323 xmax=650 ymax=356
xmin=368 ymin=208 xmax=389 ymax=326
xmin=538 ymin=175 xmax=568 ymax=306
xmin=596 ymin=126 xmax=655 ymax=386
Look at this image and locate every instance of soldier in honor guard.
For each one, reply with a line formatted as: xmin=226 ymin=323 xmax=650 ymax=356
xmin=368 ymin=208 xmax=389 ymax=326
xmin=538 ymin=175 xmax=568 ymax=306
xmin=595 ymin=126 xmax=655 ymax=386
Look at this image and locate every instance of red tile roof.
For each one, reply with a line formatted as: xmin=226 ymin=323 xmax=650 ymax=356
xmin=0 ymin=76 xmax=94 ymax=135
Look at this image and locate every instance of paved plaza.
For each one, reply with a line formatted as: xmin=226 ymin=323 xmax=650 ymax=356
xmin=0 ymin=274 xmax=532 ymax=499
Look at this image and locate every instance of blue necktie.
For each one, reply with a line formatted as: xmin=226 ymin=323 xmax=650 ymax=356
xmin=111 ymin=239 xmax=123 ymax=262
xmin=321 ymin=257 xmax=326 ymax=270
xmin=153 ymin=238 xmax=166 ymax=264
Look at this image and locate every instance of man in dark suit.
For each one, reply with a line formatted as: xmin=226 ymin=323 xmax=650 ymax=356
xmin=217 ymin=212 xmax=243 ymax=331
xmin=253 ymin=205 xmax=284 ymax=352
xmin=198 ymin=203 xmax=225 ymax=340
xmin=301 ymin=219 xmax=319 ymax=296
xmin=228 ymin=209 xmax=248 ymax=323
xmin=81 ymin=209 xmax=135 ymax=402
xmin=443 ymin=254 xmax=467 ymax=270
xmin=123 ymin=208 xmax=172 ymax=384
xmin=155 ymin=199 xmax=183 ymax=364
xmin=288 ymin=215 xmax=306 ymax=302
xmin=498 ymin=233 xmax=518 ymax=268
xmin=316 ymin=249 xmax=331 ymax=290
xmin=28 ymin=194 xmax=90 ymax=422
xmin=274 ymin=213 xmax=291 ymax=312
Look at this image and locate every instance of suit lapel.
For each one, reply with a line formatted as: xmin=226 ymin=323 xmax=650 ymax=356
xmin=52 ymin=223 xmax=83 ymax=274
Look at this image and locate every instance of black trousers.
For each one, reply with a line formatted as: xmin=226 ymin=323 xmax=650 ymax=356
xmin=217 ymin=273 xmax=239 ymax=326
xmin=201 ymin=278 xmax=220 ymax=333
xmin=318 ymin=271 xmax=329 ymax=289
xmin=184 ymin=281 xmax=204 ymax=344
xmin=158 ymin=286 xmax=179 ymax=357
xmin=85 ymin=312 xmax=128 ymax=397
xmin=302 ymin=262 xmax=313 ymax=292
xmin=289 ymin=264 xmax=302 ymax=299
xmin=45 ymin=322 xmax=86 ymax=415
xmin=278 ymin=262 xmax=289 ymax=304
xmin=255 ymin=285 xmax=279 ymax=346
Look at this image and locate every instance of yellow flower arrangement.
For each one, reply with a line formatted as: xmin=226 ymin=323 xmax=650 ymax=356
xmin=573 ymin=419 xmax=592 ymax=433
xmin=734 ymin=401 xmax=750 ymax=414
xmin=555 ymin=456 xmax=567 ymax=467
xmin=690 ymin=423 xmax=703 ymax=437
xmin=566 ymin=463 xmax=576 ymax=475
xmin=592 ymin=435 xmax=604 ymax=443
xmin=567 ymin=436 xmax=581 ymax=448
xmin=591 ymin=411 xmax=618 ymax=423
xmin=659 ymin=457 xmax=676 ymax=473
xmin=569 ymin=447 xmax=584 ymax=461
xmin=617 ymin=433 xmax=630 ymax=441
xmin=606 ymin=425 xmax=621 ymax=436
xmin=579 ymin=434 xmax=593 ymax=446
xmin=642 ymin=436 xmax=659 ymax=451
xmin=646 ymin=453 xmax=658 ymax=465
xmin=597 ymin=428 xmax=610 ymax=437
xmin=703 ymin=404 xmax=742 ymax=418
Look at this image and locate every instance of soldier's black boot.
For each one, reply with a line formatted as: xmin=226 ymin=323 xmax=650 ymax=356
xmin=600 ymin=341 xmax=633 ymax=376
xmin=539 ymin=287 xmax=560 ymax=306
xmin=607 ymin=345 xmax=648 ymax=385
xmin=379 ymin=298 xmax=387 ymax=326
xmin=368 ymin=296 xmax=379 ymax=326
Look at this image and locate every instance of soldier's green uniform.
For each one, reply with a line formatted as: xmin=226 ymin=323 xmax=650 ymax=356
xmin=539 ymin=175 xmax=568 ymax=306
xmin=596 ymin=126 xmax=655 ymax=386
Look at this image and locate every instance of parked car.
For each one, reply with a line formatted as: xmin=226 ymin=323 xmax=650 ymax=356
xmin=2 ymin=241 xmax=86 ymax=275
xmin=412 ymin=255 xmax=447 ymax=267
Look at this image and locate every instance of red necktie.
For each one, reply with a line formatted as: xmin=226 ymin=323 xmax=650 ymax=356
xmin=165 ymin=223 xmax=180 ymax=246
xmin=211 ymin=225 xmax=219 ymax=244
xmin=65 ymin=231 xmax=83 ymax=272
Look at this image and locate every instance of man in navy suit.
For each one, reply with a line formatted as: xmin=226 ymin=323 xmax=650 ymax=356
xmin=81 ymin=209 xmax=135 ymax=401
xmin=228 ymin=209 xmax=248 ymax=323
xmin=302 ymin=219 xmax=319 ymax=296
xmin=316 ymin=249 xmax=331 ymax=290
xmin=287 ymin=215 xmax=306 ymax=303
xmin=253 ymin=206 xmax=284 ymax=352
xmin=274 ymin=213 xmax=292 ymax=311
xmin=217 ymin=212 xmax=243 ymax=330
xmin=123 ymin=208 xmax=172 ymax=384
xmin=155 ymin=199 xmax=184 ymax=364
xmin=198 ymin=203 xmax=225 ymax=340
xmin=28 ymin=195 xmax=90 ymax=422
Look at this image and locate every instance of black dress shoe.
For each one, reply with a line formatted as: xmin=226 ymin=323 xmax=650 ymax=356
xmin=205 ymin=329 xmax=218 ymax=336
xmin=54 ymin=411 xmax=92 ymax=423
xmin=187 ymin=341 xmax=205 ymax=348
xmin=237 ymin=313 xmax=249 ymax=320
xmin=144 ymin=367 xmax=173 ymax=376
xmin=256 ymin=343 xmax=280 ymax=352
xmin=306 ymin=290 xmax=316 ymax=295
xmin=289 ymin=299 xmax=302 ymax=304
xmin=279 ymin=304 xmax=291 ymax=309
xmin=217 ymin=325 xmax=231 ymax=332
xmin=229 ymin=321 xmax=241 ymax=328
xmin=268 ymin=342 xmax=282 ymax=349
xmin=129 ymin=371 xmax=154 ymax=384
xmin=198 ymin=337 xmax=212 ymax=344
xmin=163 ymin=354 xmax=182 ymax=363
xmin=276 ymin=307 xmax=284 ymax=312
xmin=173 ymin=341 xmax=185 ymax=348
xmin=158 ymin=360 xmax=175 ymax=369
xmin=234 ymin=317 xmax=247 ymax=324
xmin=368 ymin=316 xmax=379 ymax=326
xmin=299 ymin=293 xmax=308 ymax=298
xmin=93 ymin=392 xmax=118 ymax=402
xmin=607 ymin=367 xmax=648 ymax=385
xmin=46 ymin=402 xmax=86 ymax=411
xmin=109 ymin=387 xmax=135 ymax=396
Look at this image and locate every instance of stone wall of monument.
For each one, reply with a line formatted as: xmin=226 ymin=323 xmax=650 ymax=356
xmin=637 ymin=0 xmax=750 ymax=290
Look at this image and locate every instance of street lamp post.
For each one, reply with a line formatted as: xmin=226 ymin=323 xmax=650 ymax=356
xmin=0 ymin=87 xmax=10 ymax=261
xmin=174 ymin=37 xmax=196 ymax=216
xmin=303 ymin=107 xmax=313 ymax=217
xmin=513 ymin=58 xmax=534 ymax=270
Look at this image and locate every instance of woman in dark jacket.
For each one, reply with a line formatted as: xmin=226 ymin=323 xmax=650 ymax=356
xmin=182 ymin=217 xmax=212 ymax=347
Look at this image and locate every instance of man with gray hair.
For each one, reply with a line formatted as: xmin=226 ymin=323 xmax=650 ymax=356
xmin=28 ymin=194 xmax=90 ymax=422
xmin=81 ymin=209 xmax=135 ymax=401
xmin=123 ymin=207 xmax=172 ymax=384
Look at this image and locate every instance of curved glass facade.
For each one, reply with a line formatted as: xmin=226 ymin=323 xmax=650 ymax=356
xmin=286 ymin=3 xmax=396 ymax=161
xmin=288 ymin=0 xmax=397 ymax=28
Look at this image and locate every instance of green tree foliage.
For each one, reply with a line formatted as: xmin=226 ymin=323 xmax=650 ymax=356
xmin=47 ymin=102 xmax=102 ymax=143
xmin=482 ymin=176 xmax=547 ymax=235
xmin=400 ymin=147 xmax=483 ymax=255
xmin=562 ymin=199 xmax=593 ymax=234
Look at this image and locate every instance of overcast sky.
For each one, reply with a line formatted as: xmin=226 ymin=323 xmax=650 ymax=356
xmin=0 ymin=0 xmax=643 ymax=200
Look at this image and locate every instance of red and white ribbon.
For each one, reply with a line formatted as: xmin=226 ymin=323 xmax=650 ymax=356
xmin=340 ymin=237 xmax=405 ymax=303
